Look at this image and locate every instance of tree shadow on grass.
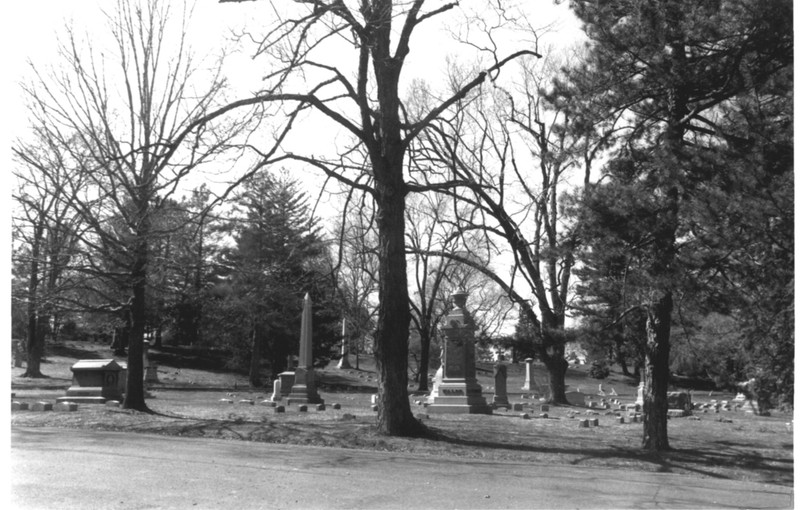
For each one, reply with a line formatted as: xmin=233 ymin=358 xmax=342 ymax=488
xmin=422 ymin=426 xmax=793 ymax=486
xmin=47 ymin=343 xmax=106 ymax=361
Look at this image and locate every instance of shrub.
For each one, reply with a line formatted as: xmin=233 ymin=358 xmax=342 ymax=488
xmin=588 ymin=360 xmax=610 ymax=379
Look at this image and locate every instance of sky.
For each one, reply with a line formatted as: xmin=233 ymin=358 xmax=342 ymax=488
xmin=2 ymin=1 xmax=588 ymax=340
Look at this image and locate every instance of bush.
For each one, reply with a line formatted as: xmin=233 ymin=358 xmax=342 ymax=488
xmin=588 ymin=360 xmax=610 ymax=379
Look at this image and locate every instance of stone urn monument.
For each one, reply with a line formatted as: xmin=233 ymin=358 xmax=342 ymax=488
xmin=427 ymin=291 xmax=492 ymax=414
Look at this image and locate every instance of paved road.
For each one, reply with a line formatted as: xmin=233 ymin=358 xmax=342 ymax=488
xmin=10 ymin=427 xmax=792 ymax=509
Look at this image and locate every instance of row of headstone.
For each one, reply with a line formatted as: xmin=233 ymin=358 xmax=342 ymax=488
xmin=13 ymin=401 xmax=77 ymax=412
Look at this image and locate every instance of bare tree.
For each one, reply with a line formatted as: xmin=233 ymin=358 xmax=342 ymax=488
xmin=411 ymin=51 xmax=619 ymax=403
xmin=13 ymin=132 xmax=86 ymax=377
xmin=219 ymin=0 xmax=538 ymax=434
xmin=19 ymin=0 xmax=254 ymax=410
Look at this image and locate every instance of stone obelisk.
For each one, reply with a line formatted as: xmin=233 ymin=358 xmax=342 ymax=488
xmin=337 ymin=318 xmax=352 ymax=369
xmin=286 ymin=293 xmax=324 ymax=404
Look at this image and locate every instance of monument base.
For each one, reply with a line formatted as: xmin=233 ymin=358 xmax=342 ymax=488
xmin=427 ymin=379 xmax=492 ymax=415
xmin=56 ymin=395 xmax=110 ymax=404
xmin=285 ymin=368 xmax=324 ymax=405
xmin=491 ymin=396 xmax=510 ymax=409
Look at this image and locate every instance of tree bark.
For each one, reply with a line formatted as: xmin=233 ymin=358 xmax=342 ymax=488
xmin=23 ymin=224 xmax=45 ymax=378
xmin=541 ymin=347 xmax=569 ymax=404
xmin=642 ymin=290 xmax=672 ymax=451
xmin=372 ymin=161 xmax=423 ymax=436
xmin=123 ymin=214 xmax=150 ymax=412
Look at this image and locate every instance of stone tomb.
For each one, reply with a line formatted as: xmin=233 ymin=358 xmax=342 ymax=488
xmin=427 ymin=291 xmax=491 ymax=414
xmin=57 ymin=359 xmax=125 ymax=404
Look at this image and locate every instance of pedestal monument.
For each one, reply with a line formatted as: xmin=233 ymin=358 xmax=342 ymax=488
xmin=427 ymin=291 xmax=492 ymax=414
xmin=286 ymin=293 xmax=324 ymax=405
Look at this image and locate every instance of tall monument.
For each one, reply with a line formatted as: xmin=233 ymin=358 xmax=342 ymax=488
xmin=286 ymin=293 xmax=324 ymax=404
xmin=427 ymin=291 xmax=492 ymax=414
xmin=337 ymin=318 xmax=352 ymax=369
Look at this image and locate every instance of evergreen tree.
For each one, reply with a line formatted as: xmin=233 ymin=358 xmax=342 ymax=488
xmin=563 ymin=0 xmax=792 ymax=449
xmin=207 ymin=171 xmax=338 ymax=386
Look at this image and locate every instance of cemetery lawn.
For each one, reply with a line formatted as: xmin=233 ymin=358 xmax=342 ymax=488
xmin=12 ymin=342 xmax=793 ymax=488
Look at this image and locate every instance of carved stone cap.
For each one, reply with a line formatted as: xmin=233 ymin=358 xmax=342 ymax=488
xmin=442 ymin=290 xmax=474 ymax=330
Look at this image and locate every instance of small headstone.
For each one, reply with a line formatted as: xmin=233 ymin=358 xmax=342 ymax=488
xmin=332 ymin=403 xmax=341 ymax=410
xmin=316 ymin=404 xmax=326 ymax=411
xmin=579 ymin=419 xmax=589 ymax=428
xmin=270 ymin=379 xmax=282 ymax=402
xmin=591 ymin=418 xmax=599 ymax=427
xmin=521 ymin=413 xmax=530 ymax=419
xmin=371 ymin=394 xmax=378 ymax=405
xmin=635 ymin=382 xmax=645 ymax=406
xmin=274 ymin=405 xmax=286 ymax=413
xmin=539 ymin=413 xmax=548 ymax=419
xmin=55 ymin=402 xmax=78 ymax=412
xmin=105 ymin=400 xmax=120 ymax=408
xmin=15 ymin=402 xmax=29 ymax=411
xmin=11 ymin=402 xmax=22 ymax=411
xmin=298 ymin=404 xmax=308 ymax=412
xmin=617 ymin=416 xmax=625 ymax=424
xmin=219 ymin=398 xmax=233 ymax=404
xmin=260 ymin=400 xmax=277 ymax=407
xmin=416 ymin=413 xmax=429 ymax=420
xmin=341 ymin=413 xmax=356 ymax=420
xmin=540 ymin=404 xmax=550 ymax=412
xmin=239 ymin=399 xmax=254 ymax=405
xmin=371 ymin=404 xmax=379 ymax=412
xmin=513 ymin=403 xmax=524 ymax=411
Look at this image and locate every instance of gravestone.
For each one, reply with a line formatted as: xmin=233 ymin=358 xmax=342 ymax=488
xmin=278 ymin=372 xmax=294 ymax=398
xmin=270 ymin=379 xmax=282 ymax=402
xmin=492 ymin=362 xmax=510 ymax=409
xmin=667 ymin=391 xmax=692 ymax=414
xmin=635 ymin=382 xmax=645 ymax=406
xmin=143 ymin=342 xmax=159 ymax=384
xmin=337 ymin=318 xmax=352 ymax=369
xmin=427 ymin=291 xmax=491 ymax=414
xmin=12 ymin=340 xmax=23 ymax=368
xmin=286 ymin=294 xmax=324 ymax=405
xmin=426 ymin=366 xmax=444 ymax=403
xmin=521 ymin=358 xmax=534 ymax=391
xmin=56 ymin=359 xmax=124 ymax=404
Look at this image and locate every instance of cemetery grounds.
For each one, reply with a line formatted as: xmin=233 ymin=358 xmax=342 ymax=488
xmin=11 ymin=341 xmax=793 ymax=489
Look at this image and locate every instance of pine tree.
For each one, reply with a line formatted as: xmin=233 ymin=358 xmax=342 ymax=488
xmin=564 ymin=0 xmax=792 ymax=450
xmin=209 ymin=171 xmax=337 ymax=386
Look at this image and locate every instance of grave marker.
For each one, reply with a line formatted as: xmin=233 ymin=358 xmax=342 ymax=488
xmin=521 ymin=358 xmax=534 ymax=391
xmin=286 ymin=294 xmax=324 ymax=405
xmin=56 ymin=359 xmax=124 ymax=404
xmin=492 ymin=362 xmax=510 ymax=409
xmin=426 ymin=291 xmax=491 ymax=414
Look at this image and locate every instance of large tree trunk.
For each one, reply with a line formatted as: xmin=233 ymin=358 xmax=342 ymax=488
xmin=541 ymin=347 xmax=569 ymax=404
xmin=373 ymin=163 xmax=423 ymax=436
xmin=642 ymin=290 xmax=672 ymax=451
xmin=23 ymin=224 xmax=45 ymax=378
xmin=123 ymin=217 xmax=150 ymax=412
